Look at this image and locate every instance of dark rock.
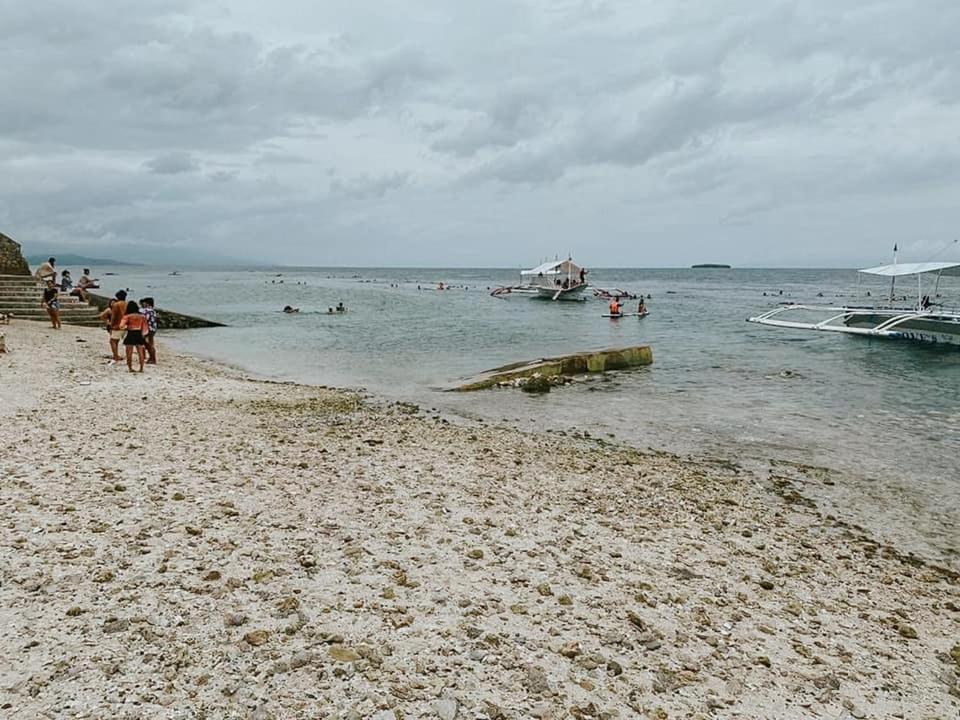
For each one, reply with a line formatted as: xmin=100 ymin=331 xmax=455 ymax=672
xmin=521 ymin=376 xmax=552 ymax=394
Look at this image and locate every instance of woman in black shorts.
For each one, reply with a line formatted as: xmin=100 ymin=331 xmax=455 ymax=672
xmin=118 ymin=300 xmax=149 ymax=372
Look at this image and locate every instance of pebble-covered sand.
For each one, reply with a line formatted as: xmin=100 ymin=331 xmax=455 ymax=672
xmin=1 ymin=321 xmax=958 ymax=719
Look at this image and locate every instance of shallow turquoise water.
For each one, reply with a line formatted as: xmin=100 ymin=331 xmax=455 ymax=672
xmin=88 ymin=265 xmax=960 ymax=562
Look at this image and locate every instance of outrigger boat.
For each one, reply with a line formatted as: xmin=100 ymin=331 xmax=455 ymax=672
xmin=491 ymin=257 xmax=589 ymax=301
xmin=594 ymin=287 xmax=639 ymax=300
xmin=748 ymin=261 xmax=960 ymax=346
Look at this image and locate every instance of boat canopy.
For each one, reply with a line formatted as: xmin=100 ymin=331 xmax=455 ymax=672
xmin=521 ymin=259 xmax=583 ymax=277
xmin=859 ymin=261 xmax=960 ymax=278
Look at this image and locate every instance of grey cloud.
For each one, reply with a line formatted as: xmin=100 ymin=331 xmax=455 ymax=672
xmin=462 ymin=74 xmax=813 ymax=185
xmin=430 ymin=89 xmax=551 ymax=157
xmin=329 ymin=172 xmax=411 ymax=199
xmin=1 ymin=3 xmax=440 ymax=155
xmin=254 ymin=151 xmax=313 ymax=166
xmin=145 ymin=151 xmax=199 ymax=174
xmin=2 ymin=0 xmax=960 ymax=266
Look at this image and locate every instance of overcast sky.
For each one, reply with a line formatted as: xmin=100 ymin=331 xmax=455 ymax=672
xmin=2 ymin=0 xmax=960 ymax=267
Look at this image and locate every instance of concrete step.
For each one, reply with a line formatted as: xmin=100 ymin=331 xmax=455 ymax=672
xmin=3 ymin=311 xmax=100 ymax=319
xmin=1 ymin=312 xmax=103 ymax=327
xmin=0 ymin=290 xmax=88 ymax=302
xmin=4 ymin=317 xmax=105 ymax=327
xmin=0 ymin=296 xmax=98 ymax=306
xmin=0 ymin=304 xmax=101 ymax=314
xmin=0 ymin=295 xmax=91 ymax=304
xmin=0 ymin=289 xmax=88 ymax=297
xmin=1 ymin=313 xmax=103 ymax=323
xmin=0 ymin=303 xmax=100 ymax=312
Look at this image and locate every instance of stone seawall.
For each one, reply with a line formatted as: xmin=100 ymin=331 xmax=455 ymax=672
xmin=86 ymin=293 xmax=225 ymax=330
xmin=0 ymin=233 xmax=31 ymax=276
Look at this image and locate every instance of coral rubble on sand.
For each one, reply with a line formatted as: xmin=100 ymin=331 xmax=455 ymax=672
xmin=0 ymin=322 xmax=957 ymax=718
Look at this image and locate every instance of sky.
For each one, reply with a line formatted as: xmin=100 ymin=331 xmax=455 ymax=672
xmin=2 ymin=0 xmax=960 ymax=268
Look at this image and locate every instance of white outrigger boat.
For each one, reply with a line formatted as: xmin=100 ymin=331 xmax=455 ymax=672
xmin=491 ymin=257 xmax=589 ymax=301
xmin=748 ymin=261 xmax=960 ymax=345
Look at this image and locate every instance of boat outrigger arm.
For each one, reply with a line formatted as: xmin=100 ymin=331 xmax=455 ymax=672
xmin=748 ymin=261 xmax=960 ymax=344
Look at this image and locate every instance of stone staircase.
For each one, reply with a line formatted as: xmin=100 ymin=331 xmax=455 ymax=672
xmin=0 ymin=275 xmax=104 ymax=326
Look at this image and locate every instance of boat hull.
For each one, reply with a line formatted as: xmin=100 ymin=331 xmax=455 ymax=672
xmin=845 ymin=313 xmax=960 ymax=345
xmin=534 ymin=285 xmax=587 ymax=301
xmin=749 ymin=304 xmax=960 ymax=347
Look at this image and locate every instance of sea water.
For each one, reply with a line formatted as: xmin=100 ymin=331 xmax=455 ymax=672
xmin=88 ymin=266 xmax=960 ymax=564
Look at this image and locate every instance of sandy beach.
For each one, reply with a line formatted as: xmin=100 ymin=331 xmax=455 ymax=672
xmin=1 ymin=321 xmax=958 ymax=719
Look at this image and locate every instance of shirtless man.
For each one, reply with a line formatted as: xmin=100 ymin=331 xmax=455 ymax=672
xmin=98 ymin=290 xmax=128 ymax=363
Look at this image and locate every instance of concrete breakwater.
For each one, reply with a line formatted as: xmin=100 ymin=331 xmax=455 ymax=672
xmin=452 ymin=345 xmax=653 ymax=391
xmin=86 ymin=293 xmax=225 ymax=330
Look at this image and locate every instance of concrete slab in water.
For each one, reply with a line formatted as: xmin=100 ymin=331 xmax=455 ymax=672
xmin=452 ymin=345 xmax=653 ymax=391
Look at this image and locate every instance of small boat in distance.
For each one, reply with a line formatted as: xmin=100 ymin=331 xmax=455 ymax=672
xmin=692 ymin=263 xmax=731 ymax=269
xmin=748 ymin=261 xmax=960 ymax=346
xmin=492 ymin=257 xmax=589 ymax=301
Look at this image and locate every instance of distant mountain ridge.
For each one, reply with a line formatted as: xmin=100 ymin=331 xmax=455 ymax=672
xmin=27 ymin=253 xmax=140 ymax=267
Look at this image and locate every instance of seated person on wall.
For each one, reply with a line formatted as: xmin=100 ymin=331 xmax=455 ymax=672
xmin=71 ymin=269 xmax=100 ymax=300
xmin=33 ymin=257 xmax=57 ymax=284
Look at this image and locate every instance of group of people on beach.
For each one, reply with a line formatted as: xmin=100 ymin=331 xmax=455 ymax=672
xmin=100 ymin=290 xmax=158 ymax=372
xmin=35 ymin=257 xmax=158 ymax=373
xmin=35 ymin=258 xmax=99 ymax=300
xmin=37 ymin=257 xmax=100 ymax=330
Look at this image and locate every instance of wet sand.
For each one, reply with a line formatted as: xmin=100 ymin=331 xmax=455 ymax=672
xmin=1 ymin=321 xmax=958 ymax=719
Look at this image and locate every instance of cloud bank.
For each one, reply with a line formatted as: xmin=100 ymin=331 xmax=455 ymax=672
xmin=2 ymin=0 xmax=959 ymax=266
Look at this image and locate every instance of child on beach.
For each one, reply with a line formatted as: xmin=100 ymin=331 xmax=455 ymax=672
xmin=139 ymin=297 xmax=158 ymax=364
xmin=119 ymin=300 xmax=148 ymax=372
xmin=41 ymin=281 xmax=61 ymax=329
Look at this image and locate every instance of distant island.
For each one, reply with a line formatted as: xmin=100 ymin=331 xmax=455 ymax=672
xmin=27 ymin=253 xmax=140 ymax=267
xmin=691 ymin=263 xmax=732 ymax=269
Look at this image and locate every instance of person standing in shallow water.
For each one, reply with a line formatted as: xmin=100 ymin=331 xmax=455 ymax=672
xmin=42 ymin=281 xmax=61 ymax=329
xmin=119 ymin=300 xmax=148 ymax=372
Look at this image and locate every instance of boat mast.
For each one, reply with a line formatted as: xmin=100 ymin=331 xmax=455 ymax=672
xmin=889 ymin=244 xmax=898 ymax=304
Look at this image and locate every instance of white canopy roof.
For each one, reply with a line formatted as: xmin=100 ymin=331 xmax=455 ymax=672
xmin=859 ymin=261 xmax=960 ymax=278
xmin=521 ymin=259 xmax=583 ymax=276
